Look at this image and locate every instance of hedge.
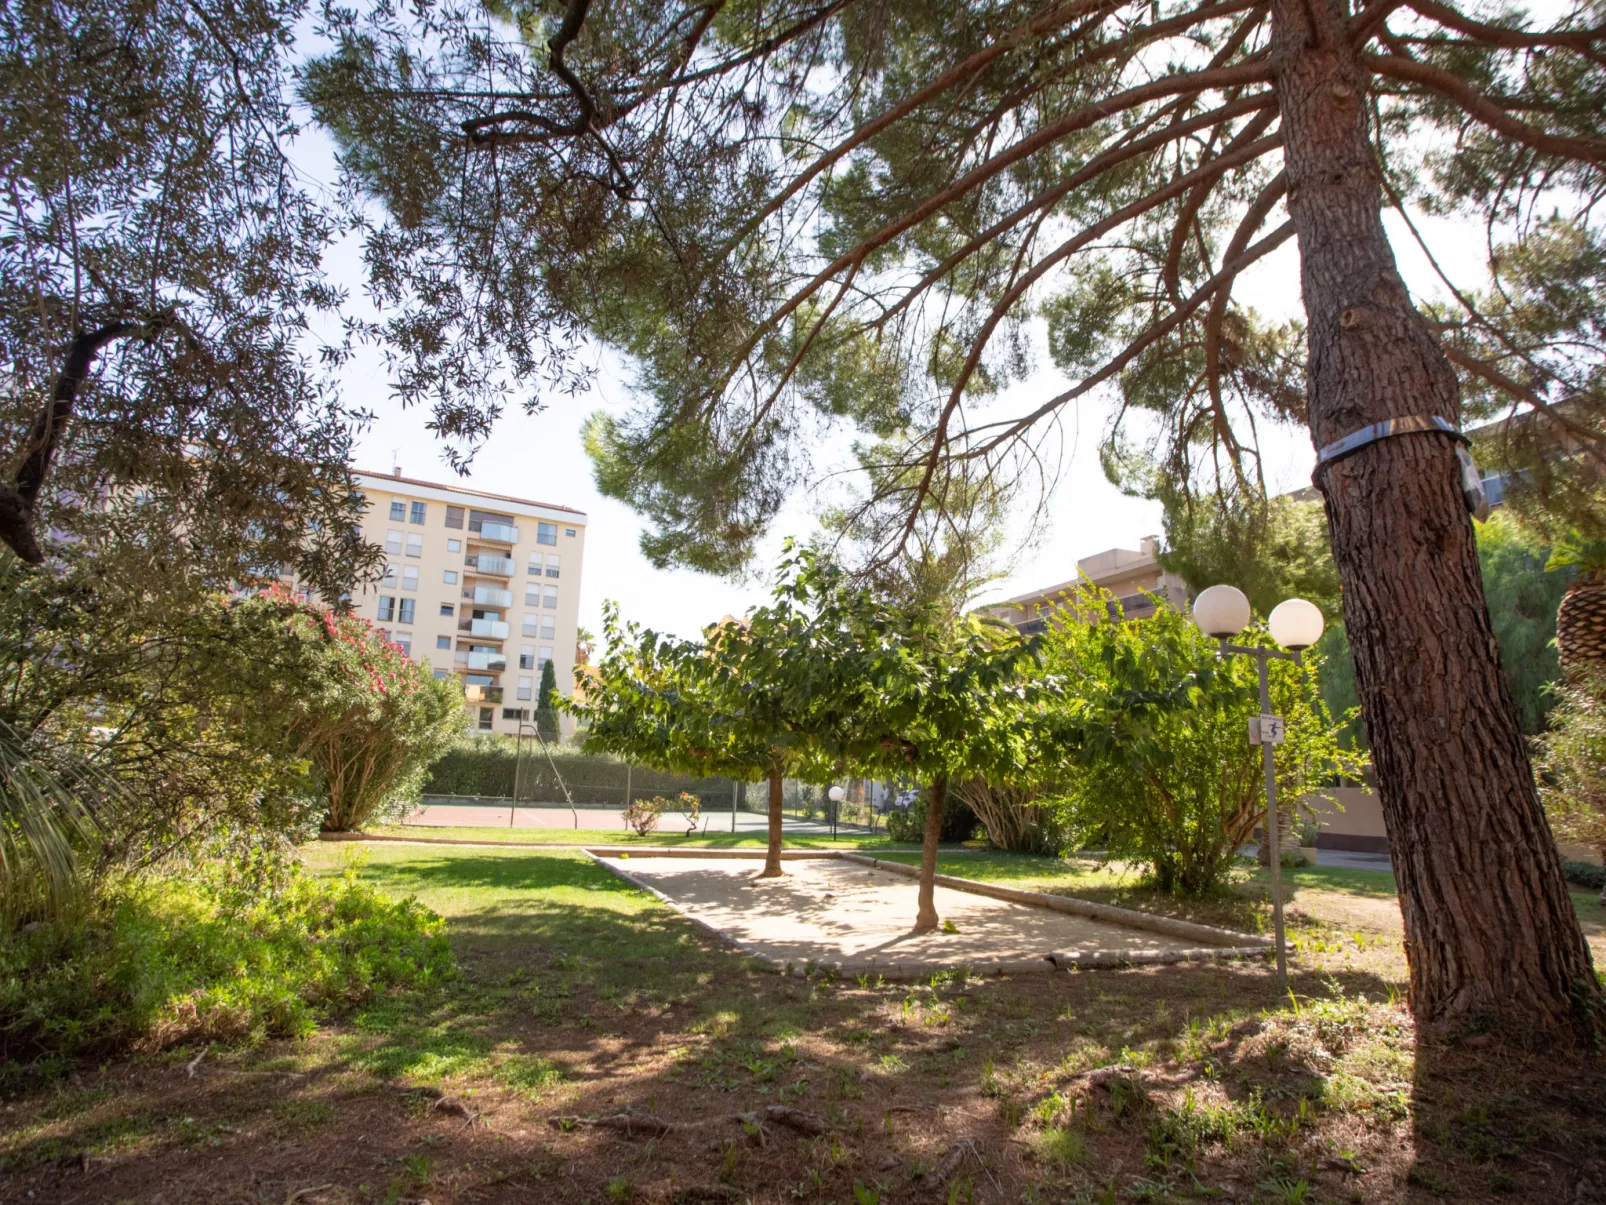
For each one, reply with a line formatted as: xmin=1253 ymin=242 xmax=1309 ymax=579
xmin=423 ymin=739 xmax=741 ymax=807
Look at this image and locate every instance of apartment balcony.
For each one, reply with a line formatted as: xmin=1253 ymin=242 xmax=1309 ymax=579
xmin=468 ymin=618 xmax=509 ymax=639
xmin=473 ymin=585 xmax=514 ymax=608
xmin=467 ymin=553 xmax=515 ymax=576
xmin=466 ymin=650 xmax=507 ymax=672
xmin=470 ymin=520 xmax=519 ymax=544
xmin=463 ymin=683 xmax=504 ymax=704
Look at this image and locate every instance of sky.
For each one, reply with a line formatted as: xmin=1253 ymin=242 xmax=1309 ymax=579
xmin=304 ymin=115 xmax=1488 ymax=646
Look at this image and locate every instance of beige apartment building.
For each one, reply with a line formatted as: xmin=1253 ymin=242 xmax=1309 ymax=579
xmin=348 ymin=469 xmax=587 ymax=737
xmin=984 ymin=537 xmax=1189 ymax=634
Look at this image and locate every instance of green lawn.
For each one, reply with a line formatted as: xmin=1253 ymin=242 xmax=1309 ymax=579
xmin=5 ymin=841 xmax=1603 ymax=1204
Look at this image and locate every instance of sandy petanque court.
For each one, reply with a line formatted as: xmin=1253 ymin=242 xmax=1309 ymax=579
xmin=595 ymin=854 xmax=1266 ymax=977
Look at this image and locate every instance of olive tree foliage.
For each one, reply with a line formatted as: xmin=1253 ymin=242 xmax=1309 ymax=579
xmin=1043 ymin=594 xmax=1366 ymax=896
xmin=0 ymin=0 xmax=377 ymax=594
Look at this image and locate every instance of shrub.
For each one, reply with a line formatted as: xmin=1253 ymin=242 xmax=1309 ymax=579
xmin=623 ymin=796 xmax=664 ymax=836
xmin=1532 ymin=676 xmax=1606 ymax=900
xmin=0 ymin=859 xmax=452 ymax=1078
xmin=423 ymin=737 xmax=732 ymax=806
xmin=1562 ymin=860 xmax=1606 ymax=891
xmin=885 ymin=787 xmax=977 ymax=844
xmin=1043 ymin=595 xmax=1366 ymax=896
xmin=950 ymin=778 xmax=1068 ymax=855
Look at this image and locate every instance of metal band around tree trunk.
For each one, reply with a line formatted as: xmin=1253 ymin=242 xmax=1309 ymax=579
xmin=1312 ymin=414 xmax=1488 ymax=519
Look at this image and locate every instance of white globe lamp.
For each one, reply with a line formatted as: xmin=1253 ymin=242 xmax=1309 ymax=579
xmin=828 ymin=786 xmax=846 ymax=804
xmin=1268 ymin=598 xmax=1325 ymax=651
xmin=1192 ymin=584 xmax=1251 ymax=639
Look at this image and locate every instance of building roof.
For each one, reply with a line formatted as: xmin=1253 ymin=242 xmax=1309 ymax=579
xmin=356 ymin=469 xmax=586 ymax=517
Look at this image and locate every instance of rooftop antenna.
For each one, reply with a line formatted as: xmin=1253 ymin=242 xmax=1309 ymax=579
xmin=391 ymin=449 xmax=402 ymax=478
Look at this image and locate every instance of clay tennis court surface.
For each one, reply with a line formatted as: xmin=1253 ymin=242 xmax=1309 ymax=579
xmin=596 ymin=854 xmax=1237 ymax=973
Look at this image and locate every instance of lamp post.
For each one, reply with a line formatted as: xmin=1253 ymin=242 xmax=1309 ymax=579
xmin=828 ymin=785 xmax=846 ymax=840
xmin=1192 ymin=585 xmax=1325 ymax=991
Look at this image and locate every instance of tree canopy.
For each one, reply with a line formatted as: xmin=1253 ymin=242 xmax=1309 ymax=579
xmin=307 ymin=0 xmax=1606 ymax=568
xmin=1 ymin=0 xmax=376 ymax=596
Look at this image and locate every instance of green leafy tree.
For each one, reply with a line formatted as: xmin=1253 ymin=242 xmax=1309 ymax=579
xmin=1043 ymin=596 xmax=1366 ymax=896
xmin=572 ymin=596 xmax=828 ymax=877
xmin=307 ymin=0 xmax=1606 ymax=1036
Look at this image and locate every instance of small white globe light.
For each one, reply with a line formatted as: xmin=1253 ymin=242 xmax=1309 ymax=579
xmin=828 ymin=785 xmax=846 ymax=803
xmin=1193 ymin=584 xmax=1251 ymax=639
xmin=1268 ymin=598 xmax=1325 ymax=650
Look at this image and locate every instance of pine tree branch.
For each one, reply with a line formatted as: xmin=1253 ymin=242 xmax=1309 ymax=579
xmin=1365 ymin=52 xmax=1606 ymax=163
xmin=1401 ymin=0 xmax=1606 ymax=62
xmin=1203 ymin=170 xmax=1289 ymax=473
xmin=907 ymin=130 xmax=1286 ymax=538
xmin=868 ymin=92 xmax=1278 ymax=336
xmin=717 ymin=57 xmax=1277 ymax=411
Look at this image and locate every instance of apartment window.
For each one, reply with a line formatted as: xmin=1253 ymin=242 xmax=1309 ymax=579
xmin=433 ymin=669 xmax=449 ymax=680
xmin=536 ymin=521 xmax=558 ymax=546
xmin=377 ymin=596 xmax=395 ymax=622
xmin=478 ymin=707 xmax=494 ymax=731
xmin=398 ymin=598 xmax=416 ymax=624
xmin=527 ymin=555 xmax=542 ymax=575
xmin=382 ymin=563 xmax=398 ymax=585
xmin=440 ymin=603 xmax=455 ymax=617
xmin=401 ymin=566 xmax=419 ymax=591
xmin=443 ymin=570 xmax=458 ymax=585
xmin=541 ymin=616 xmax=555 ymax=640
xmin=566 ymin=528 xmax=577 ymax=538
xmin=517 ymin=676 xmax=533 ymax=701
xmin=538 ymin=646 xmax=554 ymax=667
xmin=393 ymin=633 xmax=412 ymax=656
xmin=519 ymin=645 xmax=534 ymax=670
xmin=522 ymin=614 xmax=538 ymax=636
xmin=389 ymin=501 xmax=406 ymax=520
xmin=410 ymin=501 xmax=427 ymax=524
xmin=543 ymin=585 xmax=559 ymax=609
xmin=436 ymin=635 xmax=451 ymax=650
xmin=406 ymin=533 xmax=423 ymax=557
xmin=503 ymin=707 xmax=529 ymax=721
xmin=445 ymin=505 xmax=464 ymax=529
xmin=447 ymin=538 xmax=462 ymax=553
xmin=524 ymin=584 xmax=541 ymax=606
xmin=545 ymin=554 xmax=560 ymax=578
xmin=385 ymin=530 xmax=403 ymax=555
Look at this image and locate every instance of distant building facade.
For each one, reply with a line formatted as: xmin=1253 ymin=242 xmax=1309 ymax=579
xmin=347 ymin=469 xmax=587 ymax=737
xmin=983 ymin=537 xmax=1190 ymax=635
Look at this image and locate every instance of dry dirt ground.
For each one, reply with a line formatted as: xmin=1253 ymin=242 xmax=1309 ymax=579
xmin=2 ymin=845 xmax=1603 ymax=1205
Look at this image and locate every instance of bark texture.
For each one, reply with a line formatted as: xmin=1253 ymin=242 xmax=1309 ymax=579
xmin=915 ymin=776 xmax=947 ymax=931
xmin=1271 ymin=0 xmax=1600 ymax=1036
xmin=760 ymin=766 xmax=785 ymax=877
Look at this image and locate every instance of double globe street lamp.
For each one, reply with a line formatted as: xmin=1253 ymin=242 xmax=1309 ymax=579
xmin=1192 ymin=585 xmax=1326 ymax=989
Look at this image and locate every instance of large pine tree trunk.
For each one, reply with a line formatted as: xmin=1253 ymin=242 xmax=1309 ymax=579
xmin=915 ymin=776 xmax=947 ymax=931
xmin=760 ymin=766 xmax=785 ymax=878
xmin=1271 ymin=0 xmax=1600 ymax=1037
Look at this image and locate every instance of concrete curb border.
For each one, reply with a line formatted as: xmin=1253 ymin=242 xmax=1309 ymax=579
xmin=585 ymin=848 xmax=1271 ymax=981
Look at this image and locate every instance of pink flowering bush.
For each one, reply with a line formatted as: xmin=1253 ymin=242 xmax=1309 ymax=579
xmin=229 ymin=589 xmax=462 ymax=831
